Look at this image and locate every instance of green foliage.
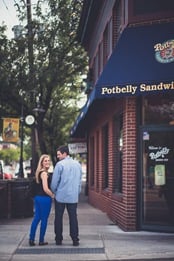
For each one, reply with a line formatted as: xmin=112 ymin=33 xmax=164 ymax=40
xmin=0 ymin=146 xmax=29 ymax=165
xmin=0 ymin=148 xmax=20 ymax=165
xmin=0 ymin=0 xmax=88 ymax=165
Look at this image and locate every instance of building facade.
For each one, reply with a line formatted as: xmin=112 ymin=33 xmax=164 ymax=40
xmin=71 ymin=0 xmax=174 ymax=232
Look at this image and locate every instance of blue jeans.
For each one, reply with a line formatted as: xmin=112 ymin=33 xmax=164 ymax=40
xmin=29 ymin=196 xmax=52 ymax=242
xmin=54 ymin=201 xmax=79 ymax=242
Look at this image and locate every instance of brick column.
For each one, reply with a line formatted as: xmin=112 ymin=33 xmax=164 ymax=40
xmin=122 ymin=96 xmax=137 ymax=230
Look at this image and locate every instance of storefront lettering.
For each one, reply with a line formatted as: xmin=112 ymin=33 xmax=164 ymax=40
xmin=149 ymin=147 xmax=170 ymax=160
xmin=154 ymin=39 xmax=174 ymax=63
xmin=154 ymin=42 xmax=170 ymax=51
xmin=100 ymin=81 xmax=174 ymax=96
xmin=101 ymin=85 xmax=137 ymax=95
xmin=140 ymin=82 xmax=174 ymax=92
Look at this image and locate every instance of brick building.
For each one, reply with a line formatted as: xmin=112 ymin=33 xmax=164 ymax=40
xmin=71 ymin=0 xmax=174 ymax=232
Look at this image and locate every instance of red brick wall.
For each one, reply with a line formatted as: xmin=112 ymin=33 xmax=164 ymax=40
xmin=88 ymin=97 xmax=137 ymax=231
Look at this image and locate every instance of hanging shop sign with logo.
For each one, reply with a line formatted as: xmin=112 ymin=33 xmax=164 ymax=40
xmin=2 ymin=118 xmax=20 ymax=143
xmin=97 ymin=38 xmax=174 ymax=98
xmin=154 ymin=39 xmax=174 ymax=63
xmin=68 ymin=142 xmax=87 ymax=154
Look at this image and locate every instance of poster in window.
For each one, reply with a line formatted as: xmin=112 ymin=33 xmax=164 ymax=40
xmin=154 ymin=164 xmax=166 ymax=186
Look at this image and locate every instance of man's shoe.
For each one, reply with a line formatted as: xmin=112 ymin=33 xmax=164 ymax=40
xmin=73 ymin=240 xmax=79 ymax=246
xmin=29 ymin=240 xmax=35 ymax=246
xmin=56 ymin=241 xmax=62 ymax=245
xmin=39 ymin=242 xmax=48 ymax=246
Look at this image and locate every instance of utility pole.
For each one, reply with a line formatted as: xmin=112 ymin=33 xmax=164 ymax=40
xmin=18 ymin=93 xmax=24 ymax=178
xmin=26 ymin=0 xmax=37 ymax=176
xmin=26 ymin=0 xmax=34 ymax=91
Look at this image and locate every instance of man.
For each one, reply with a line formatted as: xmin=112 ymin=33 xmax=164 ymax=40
xmin=51 ymin=145 xmax=82 ymax=246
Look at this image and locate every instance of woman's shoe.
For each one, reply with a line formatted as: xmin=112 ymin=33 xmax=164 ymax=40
xmin=39 ymin=242 xmax=48 ymax=246
xmin=29 ymin=240 xmax=35 ymax=246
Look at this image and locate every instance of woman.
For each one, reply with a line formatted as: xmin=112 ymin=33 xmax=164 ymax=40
xmin=29 ymin=154 xmax=54 ymax=246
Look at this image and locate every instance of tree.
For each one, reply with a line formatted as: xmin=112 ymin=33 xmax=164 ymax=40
xmin=0 ymin=148 xmax=19 ymax=165
xmin=0 ymin=0 xmax=88 ymax=166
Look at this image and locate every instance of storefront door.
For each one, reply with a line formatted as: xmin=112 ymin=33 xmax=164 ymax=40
xmin=140 ymin=126 xmax=174 ymax=232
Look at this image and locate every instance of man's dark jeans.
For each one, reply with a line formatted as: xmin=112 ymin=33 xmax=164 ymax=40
xmin=54 ymin=200 xmax=79 ymax=242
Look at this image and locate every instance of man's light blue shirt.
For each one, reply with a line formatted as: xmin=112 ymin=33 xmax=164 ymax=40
xmin=51 ymin=156 xmax=82 ymax=203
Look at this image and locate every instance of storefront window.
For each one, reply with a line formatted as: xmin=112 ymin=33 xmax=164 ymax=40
xmin=141 ymin=94 xmax=174 ymax=231
xmin=113 ymin=113 xmax=123 ymax=193
xmin=143 ymin=94 xmax=174 ymax=125
xmin=89 ymin=136 xmax=94 ymax=187
xmin=96 ymin=131 xmax=99 ymax=190
xmin=142 ymin=128 xmax=174 ymax=229
xmin=102 ymin=124 xmax=109 ymax=189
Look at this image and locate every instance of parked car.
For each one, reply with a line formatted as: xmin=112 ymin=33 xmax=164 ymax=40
xmin=3 ymin=165 xmax=14 ymax=180
xmin=3 ymin=172 xmax=13 ymax=179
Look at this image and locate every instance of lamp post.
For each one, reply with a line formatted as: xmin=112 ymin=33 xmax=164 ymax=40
xmin=13 ymin=0 xmax=44 ymax=177
xmin=18 ymin=90 xmax=36 ymax=178
xmin=13 ymin=0 xmax=36 ymax=176
xmin=26 ymin=0 xmax=34 ymax=91
xmin=18 ymin=90 xmax=24 ymax=178
xmin=32 ymin=97 xmax=45 ymax=173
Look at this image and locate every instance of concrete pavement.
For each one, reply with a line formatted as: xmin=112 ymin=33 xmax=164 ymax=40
xmin=0 ymin=189 xmax=174 ymax=261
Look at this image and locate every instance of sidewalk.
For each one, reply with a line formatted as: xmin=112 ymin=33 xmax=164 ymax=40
xmin=0 ymin=189 xmax=174 ymax=261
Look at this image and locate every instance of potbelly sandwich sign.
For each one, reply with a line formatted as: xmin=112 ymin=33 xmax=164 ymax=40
xmin=2 ymin=118 xmax=19 ymax=143
xmin=101 ymin=81 xmax=174 ymax=96
xmin=154 ymin=39 xmax=174 ymax=63
xmin=99 ymin=38 xmax=174 ymax=98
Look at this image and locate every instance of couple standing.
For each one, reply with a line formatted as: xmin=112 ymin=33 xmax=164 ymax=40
xmin=29 ymin=145 xmax=82 ymax=247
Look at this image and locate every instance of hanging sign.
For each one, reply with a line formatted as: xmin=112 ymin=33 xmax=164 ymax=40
xmin=68 ymin=142 xmax=87 ymax=154
xmin=2 ymin=118 xmax=20 ymax=143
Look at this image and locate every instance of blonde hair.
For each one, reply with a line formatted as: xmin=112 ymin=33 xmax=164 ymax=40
xmin=35 ymin=154 xmax=50 ymax=183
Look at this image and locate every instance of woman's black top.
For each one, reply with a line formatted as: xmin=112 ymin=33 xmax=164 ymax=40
xmin=36 ymin=171 xmax=51 ymax=197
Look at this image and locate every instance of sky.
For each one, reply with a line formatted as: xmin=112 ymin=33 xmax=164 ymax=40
xmin=0 ymin=0 xmax=38 ymax=38
xmin=0 ymin=0 xmax=19 ymax=38
xmin=0 ymin=0 xmax=87 ymax=107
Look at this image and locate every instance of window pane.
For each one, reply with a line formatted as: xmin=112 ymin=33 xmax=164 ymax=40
xmin=102 ymin=124 xmax=108 ymax=189
xmin=89 ymin=136 xmax=94 ymax=186
xmin=113 ymin=113 xmax=123 ymax=193
xmin=142 ymin=129 xmax=174 ymax=226
xmin=143 ymin=94 xmax=174 ymax=125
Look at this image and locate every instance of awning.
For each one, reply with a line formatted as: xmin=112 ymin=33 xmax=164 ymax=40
xmin=95 ymin=22 xmax=174 ymax=98
xmin=71 ymin=22 xmax=174 ymax=137
xmin=70 ymin=87 xmax=96 ymax=137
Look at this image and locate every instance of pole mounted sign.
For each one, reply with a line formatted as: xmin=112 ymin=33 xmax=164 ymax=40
xmin=2 ymin=118 xmax=19 ymax=143
xmin=68 ymin=142 xmax=87 ymax=154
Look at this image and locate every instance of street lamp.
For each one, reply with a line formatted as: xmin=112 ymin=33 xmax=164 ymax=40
xmin=13 ymin=0 xmax=45 ymax=177
xmin=18 ymin=90 xmax=24 ymax=178
xmin=18 ymin=90 xmax=36 ymax=179
xmin=31 ymin=95 xmax=45 ymax=173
